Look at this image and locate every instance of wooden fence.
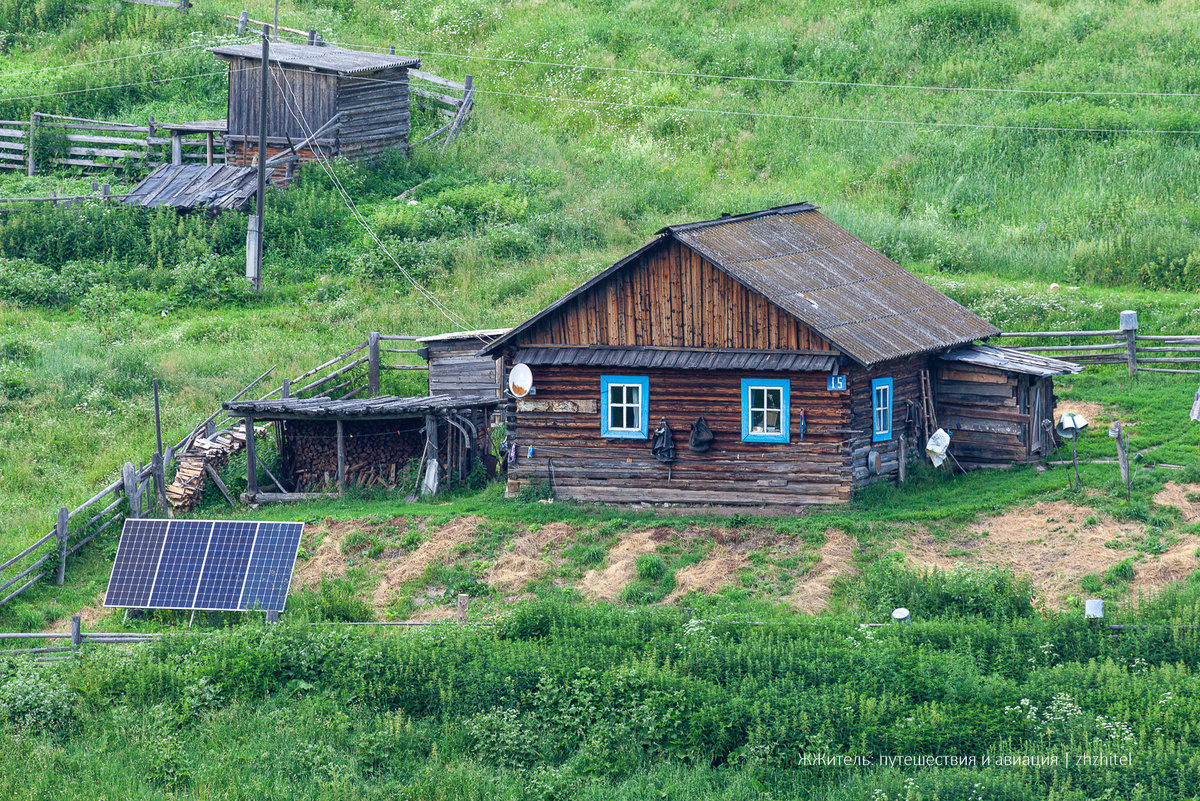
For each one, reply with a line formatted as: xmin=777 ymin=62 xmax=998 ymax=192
xmin=998 ymin=311 xmax=1200 ymax=377
xmin=0 ymin=616 xmax=162 ymax=662
xmin=0 ymin=334 xmax=428 ymax=611
xmin=0 ymin=113 xmax=226 ymax=176
xmin=410 ymin=69 xmax=475 ymax=149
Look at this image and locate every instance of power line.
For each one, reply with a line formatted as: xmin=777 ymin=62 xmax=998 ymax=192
xmin=2 ymin=70 xmax=223 ymax=103
xmin=1 ymin=43 xmax=211 ymax=78
xmin=271 ymin=66 xmax=1199 ymax=137
xmin=326 ymin=39 xmax=1200 ymax=100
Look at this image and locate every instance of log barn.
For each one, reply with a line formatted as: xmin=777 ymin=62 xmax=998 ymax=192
xmin=419 ymin=329 xmax=511 ymax=399
xmin=480 ymin=203 xmax=1067 ymax=506
xmin=207 ymin=42 xmax=420 ymax=168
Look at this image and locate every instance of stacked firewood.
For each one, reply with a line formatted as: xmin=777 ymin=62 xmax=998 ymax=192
xmin=165 ymin=426 xmax=265 ymax=512
xmin=287 ymin=420 xmax=425 ymax=492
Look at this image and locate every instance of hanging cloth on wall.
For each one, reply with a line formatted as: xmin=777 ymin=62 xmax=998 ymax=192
xmin=797 ymin=408 xmax=806 ymax=441
xmin=651 ymin=418 xmax=677 ymax=463
xmin=688 ymin=416 xmax=714 ymax=453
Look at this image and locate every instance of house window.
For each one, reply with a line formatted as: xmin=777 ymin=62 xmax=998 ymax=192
xmin=600 ymin=376 xmax=649 ymax=439
xmin=872 ymin=377 xmax=893 ymax=442
xmin=741 ymin=379 xmax=790 ymax=443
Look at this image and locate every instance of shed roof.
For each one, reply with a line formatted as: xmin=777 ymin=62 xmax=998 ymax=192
xmin=940 ymin=344 xmax=1082 ymax=377
xmin=417 ymin=328 xmax=511 ymax=344
xmin=481 ymin=204 xmax=999 ymax=366
xmin=208 ymin=42 xmax=420 ymax=74
xmin=123 ymin=164 xmax=259 ymax=211
xmin=223 ymin=393 xmax=500 ymax=421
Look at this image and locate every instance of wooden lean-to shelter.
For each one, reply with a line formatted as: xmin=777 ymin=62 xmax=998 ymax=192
xmin=207 ymin=42 xmax=420 ymax=167
xmin=480 ymin=203 xmax=1077 ymax=506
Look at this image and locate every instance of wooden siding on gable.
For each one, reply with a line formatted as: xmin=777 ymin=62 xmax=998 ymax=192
xmin=523 ymin=240 xmax=837 ymax=352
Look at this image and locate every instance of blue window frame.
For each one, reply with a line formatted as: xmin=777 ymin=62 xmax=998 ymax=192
xmin=872 ymin=377 xmax=893 ymax=442
xmin=600 ymin=375 xmax=649 ymax=439
xmin=741 ymin=379 xmax=790 ymax=443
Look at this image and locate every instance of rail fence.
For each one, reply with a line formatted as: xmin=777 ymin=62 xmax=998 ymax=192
xmin=0 ymin=333 xmax=428 ymax=611
xmin=998 ymin=311 xmax=1200 ymax=377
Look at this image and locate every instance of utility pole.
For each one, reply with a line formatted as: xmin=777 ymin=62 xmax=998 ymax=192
xmin=246 ymin=25 xmax=269 ymax=293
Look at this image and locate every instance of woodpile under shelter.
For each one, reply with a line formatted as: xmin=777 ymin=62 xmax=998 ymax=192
xmin=480 ymin=203 xmax=1075 ymax=507
xmin=222 ymin=394 xmax=500 ymax=502
xmin=207 ymin=42 xmax=420 ymax=168
xmin=419 ymin=329 xmax=510 ymax=398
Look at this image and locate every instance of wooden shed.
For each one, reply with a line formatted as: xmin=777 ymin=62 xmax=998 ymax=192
xmin=208 ymin=42 xmax=420 ymax=167
xmin=479 ymin=203 xmax=1017 ymax=506
xmin=418 ymin=329 xmax=510 ymax=398
xmin=936 ymin=344 xmax=1082 ymax=469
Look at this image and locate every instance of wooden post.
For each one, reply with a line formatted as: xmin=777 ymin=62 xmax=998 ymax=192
xmin=101 ymin=184 xmax=110 ymax=203
xmin=307 ymin=29 xmax=316 ymax=46
xmin=1120 ymin=310 xmax=1138 ymax=377
xmin=151 ymin=452 xmax=170 ymax=516
xmin=246 ymin=26 xmax=269 ymax=294
xmin=171 ymin=132 xmax=183 ymax=165
xmin=205 ymin=132 xmax=214 ymax=165
xmin=388 ymin=45 xmax=395 ymax=55
xmin=205 ymin=463 xmax=237 ymax=506
xmin=281 ymin=378 xmax=290 ymax=399
xmin=456 ymin=593 xmax=468 ymax=624
xmin=245 ymin=417 xmax=259 ymax=497
xmin=71 ymin=615 xmax=82 ymax=648
xmin=368 ymin=332 xmax=380 ymax=398
xmin=336 ymin=419 xmax=346 ymax=494
xmin=423 ymin=414 xmax=438 ymax=496
xmin=26 ymin=112 xmax=38 ymax=176
xmin=123 ymin=462 xmax=140 ymax=518
xmin=55 ymin=507 xmax=68 ymax=586
xmin=153 ymin=378 xmax=163 ymax=461
xmin=237 ymin=10 xmax=248 ymax=35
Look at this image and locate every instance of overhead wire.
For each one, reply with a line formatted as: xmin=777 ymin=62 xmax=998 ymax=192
xmin=2 ymin=43 xmax=212 ymax=78
xmin=2 ymin=70 xmax=224 ymax=103
xmin=266 ymin=61 xmax=476 ymax=332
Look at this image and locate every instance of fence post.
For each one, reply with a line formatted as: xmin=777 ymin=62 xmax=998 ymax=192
xmin=151 ymin=451 xmax=169 ymax=515
xmin=237 ymin=10 xmax=248 ymax=35
xmin=71 ymin=615 xmax=82 ymax=649
xmin=123 ymin=462 xmax=141 ymax=518
xmin=1120 ymin=310 xmax=1138 ymax=377
xmin=368 ymin=332 xmax=380 ymax=398
xmin=307 ymin=29 xmax=316 ymax=45
xmin=55 ymin=507 xmax=69 ymax=586
xmin=457 ymin=593 xmax=468 ymax=625
xmin=26 ymin=112 xmax=38 ymax=176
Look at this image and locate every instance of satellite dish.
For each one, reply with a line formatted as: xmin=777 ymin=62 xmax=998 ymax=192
xmin=1055 ymin=412 xmax=1089 ymax=440
xmin=508 ymin=363 xmax=533 ymax=398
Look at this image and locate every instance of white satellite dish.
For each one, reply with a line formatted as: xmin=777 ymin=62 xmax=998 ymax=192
xmin=508 ymin=363 xmax=534 ymax=398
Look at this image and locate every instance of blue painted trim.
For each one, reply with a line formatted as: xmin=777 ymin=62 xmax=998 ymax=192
xmin=741 ymin=378 xmax=790 ymax=443
xmin=872 ymin=377 xmax=893 ymax=442
xmin=600 ymin=375 xmax=649 ymax=439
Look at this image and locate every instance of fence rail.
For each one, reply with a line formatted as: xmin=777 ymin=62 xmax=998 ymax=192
xmin=997 ymin=311 xmax=1200 ymax=376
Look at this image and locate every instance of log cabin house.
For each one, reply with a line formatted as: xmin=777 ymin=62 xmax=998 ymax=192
xmin=479 ymin=203 xmax=1077 ymax=506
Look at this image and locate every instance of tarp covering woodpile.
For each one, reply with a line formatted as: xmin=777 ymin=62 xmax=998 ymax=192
xmin=123 ymin=164 xmax=259 ymax=211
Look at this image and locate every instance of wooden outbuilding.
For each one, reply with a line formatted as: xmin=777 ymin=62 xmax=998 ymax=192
xmin=419 ymin=329 xmax=510 ymax=398
xmin=479 ymin=203 xmax=1058 ymax=506
xmin=936 ymin=344 xmax=1082 ymax=469
xmin=207 ymin=42 xmax=420 ymax=167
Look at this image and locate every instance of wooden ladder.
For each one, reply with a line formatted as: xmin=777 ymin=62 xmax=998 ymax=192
xmin=919 ymin=369 xmax=938 ymax=437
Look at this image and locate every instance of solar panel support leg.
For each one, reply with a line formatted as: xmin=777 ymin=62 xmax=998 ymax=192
xmin=267 ymin=610 xmax=279 ymax=624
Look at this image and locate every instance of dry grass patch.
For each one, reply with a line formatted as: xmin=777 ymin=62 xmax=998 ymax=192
xmin=487 ymin=522 xmax=574 ymax=594
xmin=371 ymin=516 xmax=485 ymax=614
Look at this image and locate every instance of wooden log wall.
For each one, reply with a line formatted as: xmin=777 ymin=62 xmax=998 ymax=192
xmin=337 ymin=70 xmax=411 ymax=158
xmin=848 ymin=356 xmax=926 ymax=487
xmin=506 ymin=363 xmax=853 ymax=505
xmin=522 ymin=240 xmax=836 ymax=351
xmin=428 ymin=339 xmax=502 ymax=398
xmin=935 ymin=364 xmax=1038 ymax=469
xmin=285 ymin=419 xmax=424 ymax=492
xmin=226 ymin=59 xmax=337 ymax=140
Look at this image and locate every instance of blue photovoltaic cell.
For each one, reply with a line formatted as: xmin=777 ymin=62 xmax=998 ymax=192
xmin=240 ymin=522 xmax=304 ymax=612
xmin=104 ymin=519 xmax=169 ymax=608
xmin=105 ymin=519 xmax=304 ymax=613
xmin=147 ymin=521 xmax=212 ymax=609
xmin=192 ymin=521 xmax=256 ymax=610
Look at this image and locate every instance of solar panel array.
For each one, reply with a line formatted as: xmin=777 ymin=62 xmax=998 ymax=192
xmin=105 ymin=519 xmax=305 ymax=612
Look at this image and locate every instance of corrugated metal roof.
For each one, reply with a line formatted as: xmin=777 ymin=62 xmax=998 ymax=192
xmin=940 ymin=344 xmax=1083 ymax=377
xmin=418 ymin=328 xmax=511 ymax=343
xmin=123 ymin=164 xmax=259 ymax=211
xmin=224 ymin=393 xmax=500 ymax=419
xmin=513 ymin=346 xmax=839 ymax=373
xmin=481 ymin=204 xmax=999 ymax=366
xmin=664 ymin=207 xmax=999 ymax=365
xmin=209 ymin=42 xmax=420 ymax=74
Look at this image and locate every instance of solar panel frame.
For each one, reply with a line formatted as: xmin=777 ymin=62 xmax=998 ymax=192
xmin=104 ymin=519 xmax=304 ymax=612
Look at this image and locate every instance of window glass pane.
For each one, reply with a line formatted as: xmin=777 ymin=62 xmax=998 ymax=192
xmin=751 ymin=410 xmax=764 ymax=431
xmin=751 ymin=388 xmax=764 ymax=409
xmin=765 ymin=388 xmax=781 ymax=410
xmin=765 ymin=410 xmax=780 ymax=431
xmin=625 ymin=406 xmax=638 ymax=430
xmin=626 ymin=385 xmax=639 ymax=405
xmin=610 ymin=385 xmax=622 ymax=407
xmin=611 ymin=406 xmax=623 ymax=429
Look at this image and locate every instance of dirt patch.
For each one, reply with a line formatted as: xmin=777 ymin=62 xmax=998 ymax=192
xmin=406 ymin=606 xmax=456 ymax=623
xmin=292 ymin=520 xmax=350 ymax=587
xmin=371 ymin=516 xmax=485 ymax=616
xmin=580 ymin=528 xmax=660 ymax=601
xmin=666 ymin=548 xmax=750 ymax=601
xmin=41 ymin=593 xmax=109 ymax=633
xmin=786 ymin=529 xmax=858 ymax=613
xmin=1054 ymin=400 xmax=1106 ymax=423
xmin=900 ymin=500 xmax=1200 ymax=609
xmin=1154 ymin=482 xmax=1200 ymax=522
xmin=487 ymin=522 xmax=574 ymax=594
